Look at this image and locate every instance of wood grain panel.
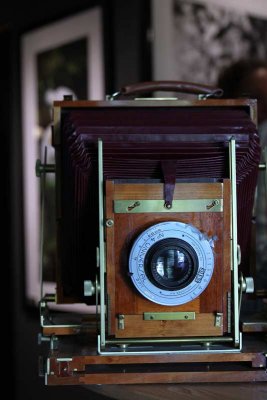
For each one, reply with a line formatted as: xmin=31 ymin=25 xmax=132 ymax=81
xmin=115 ymin=313 xmax=222 ymax=338
xmin=77 ymin=371 xmax=267 ymax=385
xmin=67 ymin=352 xmax=266 ymax=367
xmin=114 ymin=182 xmax=223 ymax=200
xmin=105 ymin=180 xmax=231 ymax=338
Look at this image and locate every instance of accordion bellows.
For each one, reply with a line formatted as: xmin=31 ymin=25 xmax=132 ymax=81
xmin=57 ymin=104 xmax=261 ymax=301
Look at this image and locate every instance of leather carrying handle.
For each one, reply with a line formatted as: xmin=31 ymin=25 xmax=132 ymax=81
xmin=112 ymin=81 xmax=223 ymax=99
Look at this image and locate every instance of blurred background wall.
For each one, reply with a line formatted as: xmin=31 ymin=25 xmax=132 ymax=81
xmin=3 ymin=2 xmax=150 ymax=399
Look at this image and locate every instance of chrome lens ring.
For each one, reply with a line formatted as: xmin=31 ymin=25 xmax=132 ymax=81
xmin=129 ymin=221 xmax=214 ymax=306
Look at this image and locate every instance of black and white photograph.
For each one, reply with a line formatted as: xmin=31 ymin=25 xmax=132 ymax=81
xmin=153 ymin=0 xmax=267 ymax=86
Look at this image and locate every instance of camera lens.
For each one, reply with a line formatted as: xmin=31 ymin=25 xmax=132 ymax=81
xmin=144 ymin=238 xmax=198 ymax=290
xmin=129 ymin=221 xmax=214 ymax=305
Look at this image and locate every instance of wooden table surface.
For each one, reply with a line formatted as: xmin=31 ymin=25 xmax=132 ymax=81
xmin=89 ymin=382 xmax=267 ymax=400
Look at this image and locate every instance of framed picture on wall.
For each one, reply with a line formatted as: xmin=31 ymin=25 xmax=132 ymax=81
xmin=21 ymin=7 xmax=105 ymax=310
xmin=152 ymin=0 xmax=267 ymax=85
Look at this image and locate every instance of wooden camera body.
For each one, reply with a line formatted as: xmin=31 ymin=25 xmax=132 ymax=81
xmin=106 ymin=179 xmax=231 ymax=340
xmin=39 ymin=87 xmax=267 ymax=384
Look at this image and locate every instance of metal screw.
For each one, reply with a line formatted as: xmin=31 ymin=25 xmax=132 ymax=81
xmin=106 ymin=219 xmax=114 ymax=227
xmin=127 ymin=201 xmax=140 ymax=211
xmin=119 ymin=344 xmax=128 ymax=351
xmin=164 ymin=202 xmax=172 ymax=209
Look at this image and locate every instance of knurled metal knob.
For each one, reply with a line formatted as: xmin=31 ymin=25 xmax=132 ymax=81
xmin=84 ymin=280 xmax=96 ymax=296
xmin=244 ymin=277 xmax=254 ymax=294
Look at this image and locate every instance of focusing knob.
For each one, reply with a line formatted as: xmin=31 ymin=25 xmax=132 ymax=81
xmin=244 ymin=277 xmax=254 ymax=294
xmin=84 ymin=280 xmax=95 ymax=296
xmin=240 ymin=275 xmax=254 ymax=293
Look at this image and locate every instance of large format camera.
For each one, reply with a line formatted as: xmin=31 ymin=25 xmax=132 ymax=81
xmin=38 ymin=82 xmax=267 ymax=384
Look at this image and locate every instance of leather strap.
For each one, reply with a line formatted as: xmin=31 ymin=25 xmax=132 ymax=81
xmin=161 ymin=160 xmax=177 ymax=209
